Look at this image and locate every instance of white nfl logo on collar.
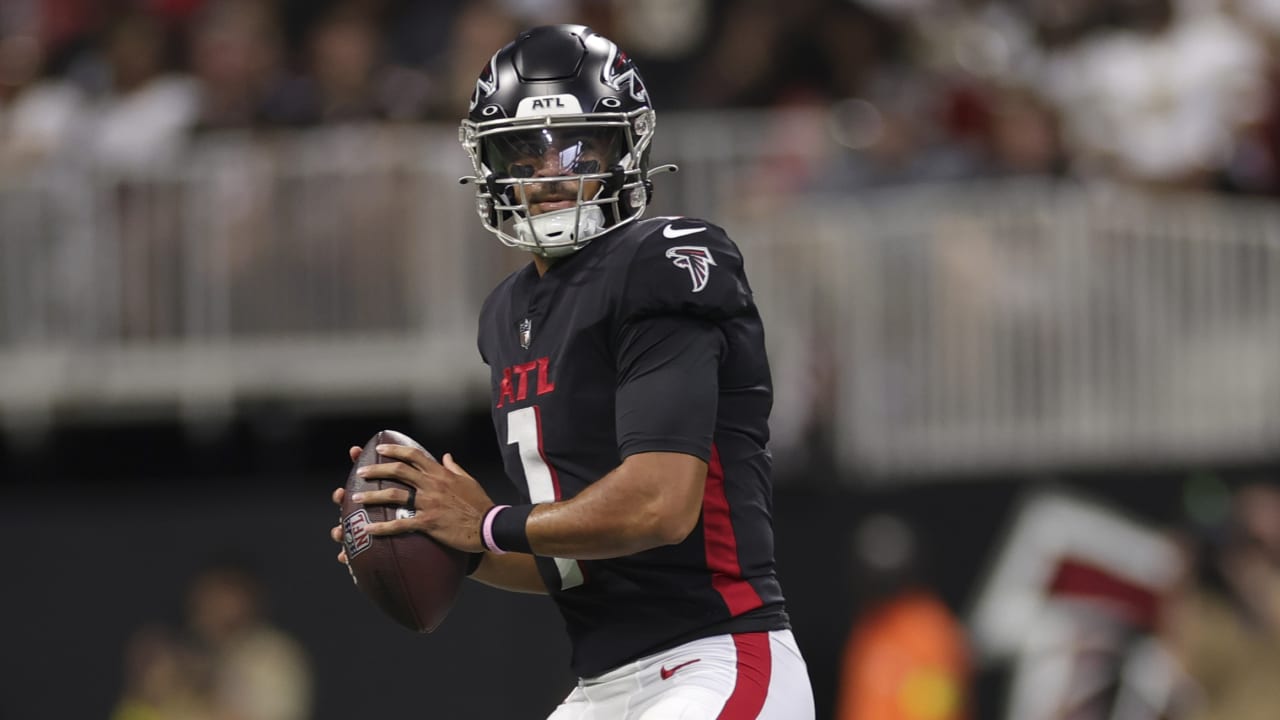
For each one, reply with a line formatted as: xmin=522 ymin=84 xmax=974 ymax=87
xmin=665 ymin=246 xmax=717 ymax=293
xmin=519 ymin=318 xmax=532 ymax=349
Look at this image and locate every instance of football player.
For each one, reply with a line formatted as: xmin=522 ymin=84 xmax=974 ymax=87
xmin=331 ymin=24 xmax=814 ymax=719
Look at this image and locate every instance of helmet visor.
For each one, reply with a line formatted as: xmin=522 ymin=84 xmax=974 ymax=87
xmin=483 ymin=126 xmax=625 ymax=180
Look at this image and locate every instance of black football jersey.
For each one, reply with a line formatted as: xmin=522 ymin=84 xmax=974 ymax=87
xmin=476 ymin=216 xmax=790 ymax=677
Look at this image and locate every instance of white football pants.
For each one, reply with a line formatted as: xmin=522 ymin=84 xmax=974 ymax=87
xmin=546 ymin=629 xmax=814 ymax=720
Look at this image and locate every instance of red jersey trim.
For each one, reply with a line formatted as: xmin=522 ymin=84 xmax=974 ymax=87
xmin=717 ymin=632 xmax=772 ymax=718
xmin=702 ymin=444 xmax=764 ymax=616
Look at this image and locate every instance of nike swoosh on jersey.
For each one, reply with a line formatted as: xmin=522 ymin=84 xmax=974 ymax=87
xmin=659 ymin=658 xmax=702 ymax=680
xmin=662 ymin=224 xmax=707 ymax=239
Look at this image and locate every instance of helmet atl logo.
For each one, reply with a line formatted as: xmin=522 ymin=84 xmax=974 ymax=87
xmin=665 ymin=246 xmax=717 ymax=293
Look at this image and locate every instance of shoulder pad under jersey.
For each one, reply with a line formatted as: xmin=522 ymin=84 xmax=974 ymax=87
xmin=616 ymin=218 xmax=754 ymax=323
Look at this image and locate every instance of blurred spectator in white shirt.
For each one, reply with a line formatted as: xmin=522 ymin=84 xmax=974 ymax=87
xmin=86 ymin=10 xmax=196 ymax=174
xmin=0 ymin=27 xmax=83 ymax=175
xmin=1036 ymin=0 xmax=1267 ymax=185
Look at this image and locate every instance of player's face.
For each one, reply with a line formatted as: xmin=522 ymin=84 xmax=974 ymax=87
xmin=485 ymin=127 xmax=622 ymax=216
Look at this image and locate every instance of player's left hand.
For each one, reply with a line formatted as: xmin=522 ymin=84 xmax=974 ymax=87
xmin=354 ymin=445 xmax=493 ymax=553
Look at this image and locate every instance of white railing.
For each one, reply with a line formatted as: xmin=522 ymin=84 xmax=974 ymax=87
xmin=2 ymin=114 xmax=1278 ymax=478
xmin=818 ymin=183 xmax=1280 ymax=478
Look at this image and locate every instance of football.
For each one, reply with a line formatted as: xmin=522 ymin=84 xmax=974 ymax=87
xmin=339 ymin=429 xmax=468 ymax=633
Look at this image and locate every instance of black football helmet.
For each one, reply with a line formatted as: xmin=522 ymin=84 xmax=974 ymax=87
xmin=459 ymin=25 xmax=676 ymax=257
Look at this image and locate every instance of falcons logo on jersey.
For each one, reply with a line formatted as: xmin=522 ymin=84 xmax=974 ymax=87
xmin=665 ymin=246 xmax=717 ymax=293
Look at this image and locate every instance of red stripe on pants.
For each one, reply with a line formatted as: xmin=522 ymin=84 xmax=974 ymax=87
xmin=717 ymin=632 xmax=771 ymax=719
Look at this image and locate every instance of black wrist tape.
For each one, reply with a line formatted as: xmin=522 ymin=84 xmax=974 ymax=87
xmin=492 ymin=503 xmax=536 ymax=554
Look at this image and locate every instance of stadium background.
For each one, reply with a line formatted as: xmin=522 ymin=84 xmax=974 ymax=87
xmin=2 ymin=0 xmax=1279 ymax=718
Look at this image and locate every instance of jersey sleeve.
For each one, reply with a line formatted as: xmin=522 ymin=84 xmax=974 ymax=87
xmin=616 ymin=219 xmax=754 ymax=324
xmin=615 ymin=314 xmax=724 ymax=462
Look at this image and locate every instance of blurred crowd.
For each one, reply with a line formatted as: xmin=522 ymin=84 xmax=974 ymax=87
xmin=113 ymin=555 xmax=312 ymax=720
xmin=0 ymin=0 xmax=1278 ymax=191
xmin=1162 ymin=479 xmax=1280 ymax=720
xmin=2 ymin=2 xmax=1269 ymax=718
xmin=836 ymin=477 xmax=1280 ymax=720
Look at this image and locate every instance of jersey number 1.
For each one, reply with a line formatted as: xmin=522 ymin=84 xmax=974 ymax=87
xmin=506 ymin=406 xmax=585 ymax=590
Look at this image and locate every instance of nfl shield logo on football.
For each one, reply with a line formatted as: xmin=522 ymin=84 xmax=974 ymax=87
xmin=343 ymin=509 xmax=373 ymax=558
xmin=519 ymin=318 xmax=532 ymax=349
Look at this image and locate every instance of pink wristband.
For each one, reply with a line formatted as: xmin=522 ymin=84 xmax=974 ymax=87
xmin=482 ymin=505 xmax=511 ymax=554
